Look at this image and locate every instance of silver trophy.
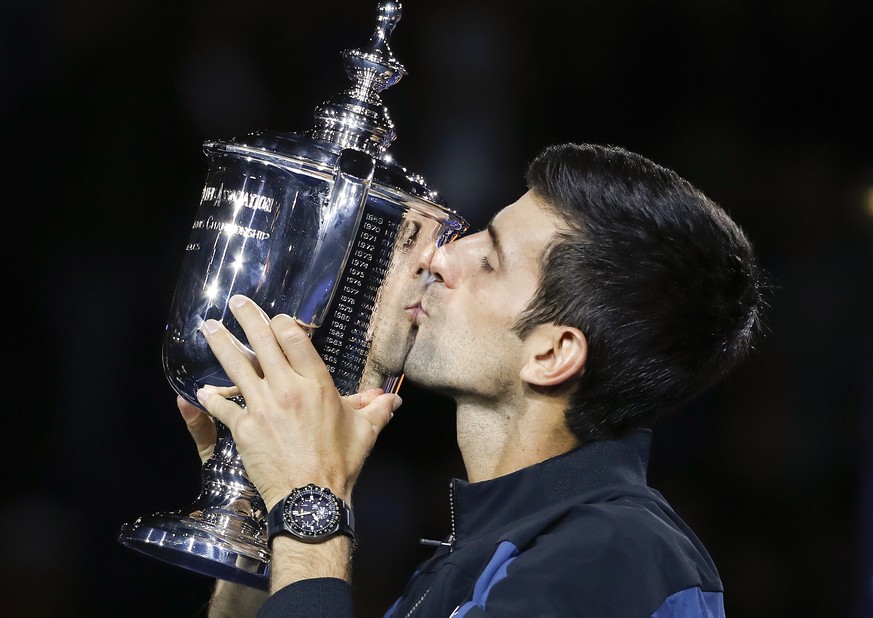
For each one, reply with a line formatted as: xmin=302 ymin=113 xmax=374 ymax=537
xmin=119 ymin=1 xmax=467 ymax=589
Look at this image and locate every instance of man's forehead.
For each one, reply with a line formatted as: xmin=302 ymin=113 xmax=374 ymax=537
xmin=490 ymin=191 xmax=561 ymax=258
xmin=491 ymin=191 xmax=542 ymax=226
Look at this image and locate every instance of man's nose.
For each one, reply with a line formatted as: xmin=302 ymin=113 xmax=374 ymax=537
xmin=417 ymin=241 xmax=453 ymax=286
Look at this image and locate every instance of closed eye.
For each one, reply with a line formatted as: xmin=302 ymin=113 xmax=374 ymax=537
xmin=479 ymin=255 xmax=494 ymax=272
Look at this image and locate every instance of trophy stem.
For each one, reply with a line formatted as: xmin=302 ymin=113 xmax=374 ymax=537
xmin=118 ymin=420 xmax=271 ymax=589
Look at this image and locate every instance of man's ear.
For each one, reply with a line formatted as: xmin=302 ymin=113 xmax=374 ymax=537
xmin=519 ymin=325 xmax=588 ymax=387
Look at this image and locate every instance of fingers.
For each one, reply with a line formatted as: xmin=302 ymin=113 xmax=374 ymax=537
xmin=269 ymin=313 xmax=329 ymax=381
xmin=201 ymin=312 xmax=267 ymax=397
xmin=226 ymin=333 xmax=262 ymax=378
xmin=224 ymin=295 xmax=326 ymax=385
xmin=177 ymin=395 xmax=216 ymax=464
xmin=195 ymin=387 xmax=246 ymax=435
xmin=223 ymin=294 xmax=331 ymax=383
xmin=194 ymin=293 xmax=398 ymax=501
xmin=203 ymin=385 xmax=242 ymax=399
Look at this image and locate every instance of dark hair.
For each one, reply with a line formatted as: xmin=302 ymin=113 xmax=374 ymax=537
xmin=515 ymin=143 xmax=764 ymax=442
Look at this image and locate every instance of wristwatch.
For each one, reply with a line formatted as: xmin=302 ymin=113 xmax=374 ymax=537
xmin=267 ymin=484 xmax=355 ymax=545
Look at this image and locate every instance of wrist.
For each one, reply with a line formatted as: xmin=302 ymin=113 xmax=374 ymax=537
xmin=270 ymin=535 xmax=353 ymax=592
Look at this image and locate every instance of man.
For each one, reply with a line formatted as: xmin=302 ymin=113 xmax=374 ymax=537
xmin=181 ymin=142 xmax=764 ymax=616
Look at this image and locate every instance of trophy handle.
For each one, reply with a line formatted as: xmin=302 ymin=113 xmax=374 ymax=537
xmin=290 ymin=149 xmax=376 ymax=328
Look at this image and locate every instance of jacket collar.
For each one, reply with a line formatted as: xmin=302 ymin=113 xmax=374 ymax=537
xmin=451 ymin=428 xmax=652 ymax=542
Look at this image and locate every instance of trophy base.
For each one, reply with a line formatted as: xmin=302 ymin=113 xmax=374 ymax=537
xmin=119 ymin=511 xmax=270 ymax=590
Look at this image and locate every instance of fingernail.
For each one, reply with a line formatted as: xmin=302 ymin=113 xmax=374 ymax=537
xmin=391 ymin=396 xmax=403 ymax=412
xmin=229 ymin=295 xmax=246 ymax=309
xmin=196 ymin=388 xmax=210 ymax=404
xmin=201 ymin=320 xmax=220 ymax=334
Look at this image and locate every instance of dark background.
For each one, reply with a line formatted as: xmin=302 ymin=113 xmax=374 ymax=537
xmin=3 ymin=0 xmax=871 ymax=616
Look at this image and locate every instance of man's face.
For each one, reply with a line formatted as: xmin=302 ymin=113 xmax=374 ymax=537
xmin=403 ymin=190 xmax=563 ymax=400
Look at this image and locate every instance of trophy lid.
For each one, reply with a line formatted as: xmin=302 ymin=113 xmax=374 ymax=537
xmin=210 ymin=1 xmax=456 ymax=207
xmin=213 ymin=2 xmax=450 ymax=206
xmin=307 ymin=1 xmax=407 ymax=156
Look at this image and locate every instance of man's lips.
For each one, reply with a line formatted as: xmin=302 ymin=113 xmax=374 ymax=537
xmin=405 ymin=302 xmax=427 ymax=320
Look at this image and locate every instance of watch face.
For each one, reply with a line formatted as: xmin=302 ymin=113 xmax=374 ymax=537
xmin=283 ymin=485 xmax=341 ymax=538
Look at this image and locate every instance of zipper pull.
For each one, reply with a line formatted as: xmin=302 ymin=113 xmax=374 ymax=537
xmin=418 ymin=537 xmax=453 ymax=548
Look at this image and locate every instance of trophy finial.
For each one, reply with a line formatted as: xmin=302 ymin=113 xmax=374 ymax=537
xmin=365 ymin=2 xmax=405 ymax=80
xmin=308 ymin=2 xmax=408 ymax=155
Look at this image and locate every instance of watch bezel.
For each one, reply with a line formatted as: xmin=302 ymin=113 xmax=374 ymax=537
xmin=282 ymin=484 xmax=342 ymax=539
xmin=267 ymin=483 xmax=355 ymax=545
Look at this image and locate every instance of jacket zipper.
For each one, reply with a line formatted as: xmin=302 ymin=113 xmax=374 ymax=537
xmin=418 ymin=481 xmax=456 ymax=551
xmin=406 ymin=481 xmax=458 ymax=617
xmin=447 ymin=479 xmax=456 ymax=551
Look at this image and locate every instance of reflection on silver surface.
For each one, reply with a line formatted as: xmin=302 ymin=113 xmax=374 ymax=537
xmin=119 ymin=1 xmax=468 ymax=589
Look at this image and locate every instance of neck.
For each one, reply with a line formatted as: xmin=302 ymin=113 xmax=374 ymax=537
xmin=454 ymin=394 xmax=578 ymax=483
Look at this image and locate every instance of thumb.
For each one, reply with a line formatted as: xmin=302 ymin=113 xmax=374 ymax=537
xmin=177 ymin=395 xmax=217 ymax=464
xmin=359 ymin=393 xmax=402 ymax=437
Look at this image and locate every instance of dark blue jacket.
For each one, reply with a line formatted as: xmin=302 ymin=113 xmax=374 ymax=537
xmin=258 ymin=429 xmax=724 ymax=617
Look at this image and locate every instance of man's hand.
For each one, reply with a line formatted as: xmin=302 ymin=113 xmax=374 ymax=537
xmin=193 ymin=294 xmax=402 ymax=510
xmin=177 ymin=388 xmax=391 ymax=468
xmin=177 ymin=334 xmax=400 ymax=588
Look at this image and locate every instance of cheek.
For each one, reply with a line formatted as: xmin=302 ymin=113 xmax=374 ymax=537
xmin=456 ymin=298 xmax=526 ymax=357
xmin=469 ymin=282 xmax=534 ymax=327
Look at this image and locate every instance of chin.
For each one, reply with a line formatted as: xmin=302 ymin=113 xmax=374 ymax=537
xmin=403 ymin=357 xmax=451 ymax=396
xmin=401 ymin=347 xmax=430 ymax=384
